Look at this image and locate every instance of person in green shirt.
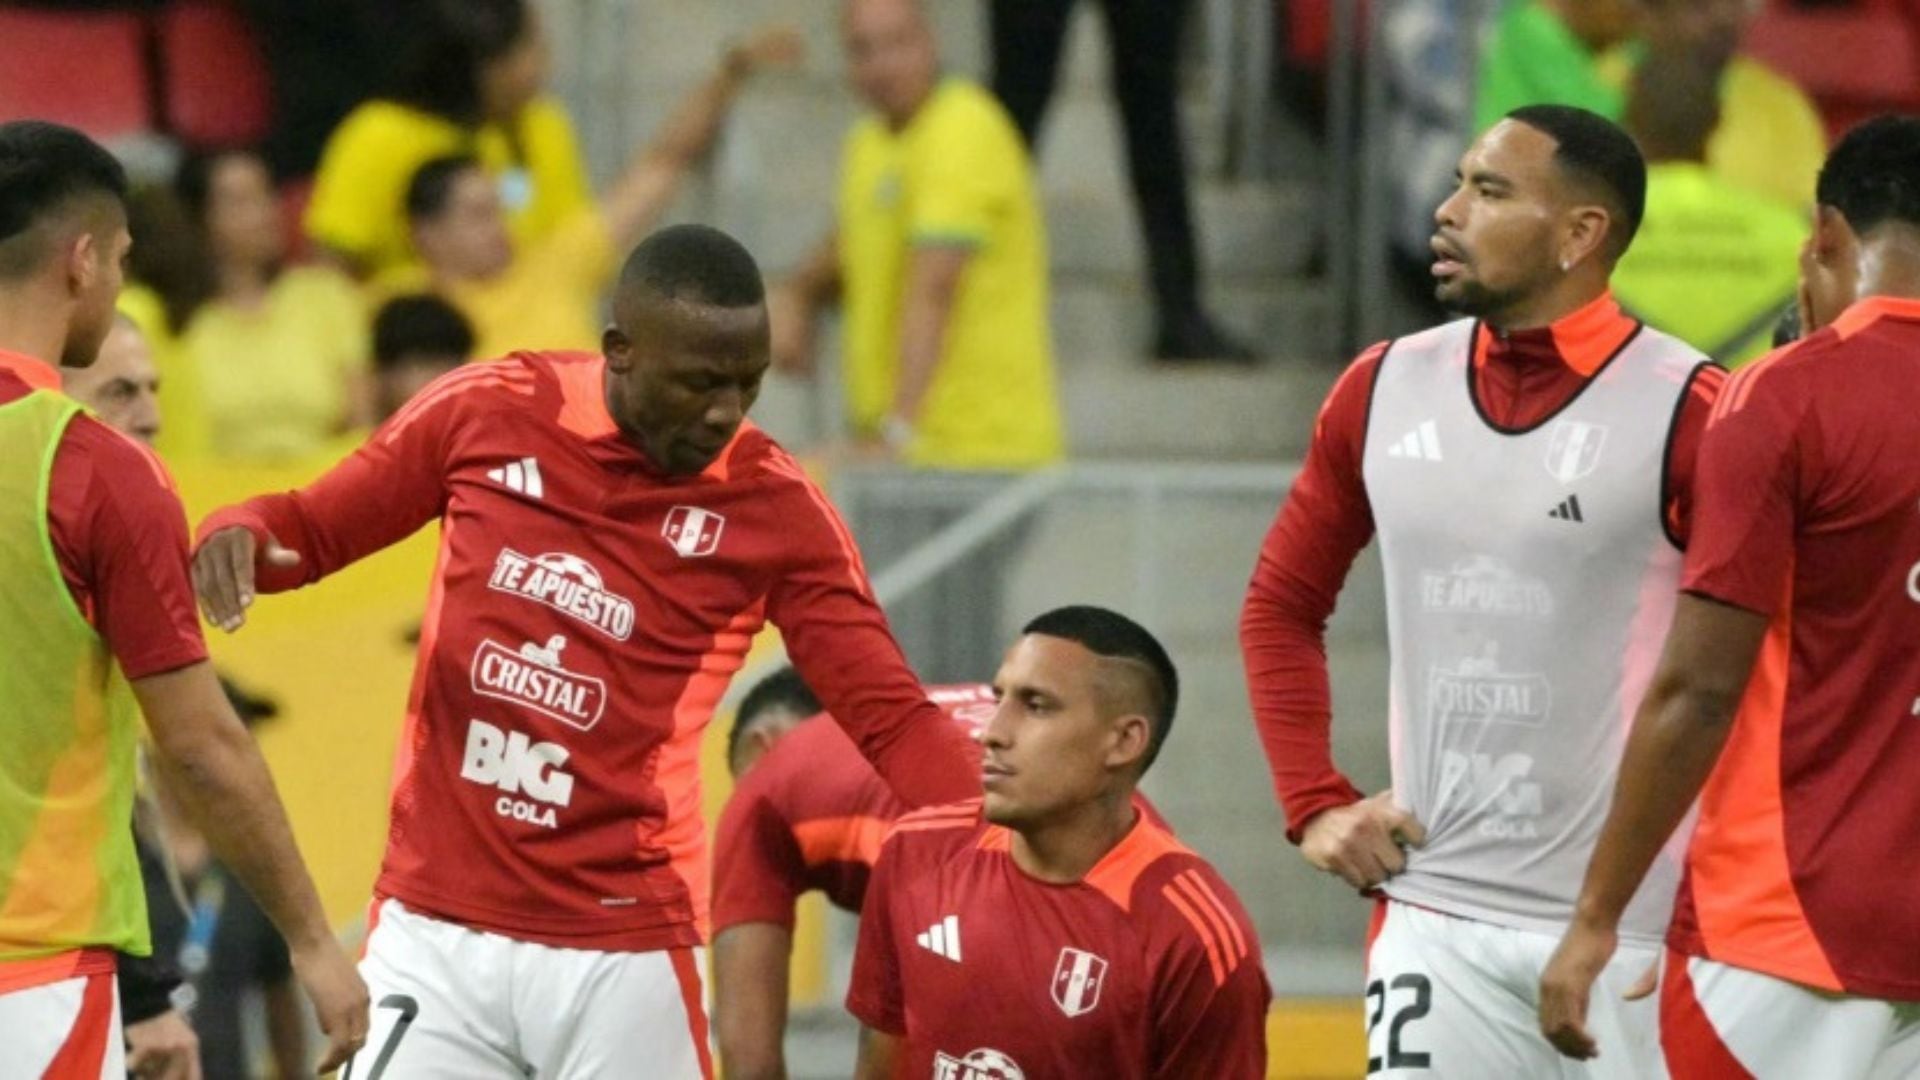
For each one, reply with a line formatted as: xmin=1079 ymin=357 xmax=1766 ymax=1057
xmin=1613 ymin=47 xmax=1806 ymax=367
xmin=1474 ymin=0 xmax=1637 ymax=134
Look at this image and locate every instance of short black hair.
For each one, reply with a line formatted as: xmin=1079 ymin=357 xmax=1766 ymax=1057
xmin=1817 ymin=115 xmax=1920 ymax=237
xmin=0 ymin=121 xmax=129 ymax=278
xmin=1022 ymin=605 xmax=1180 ymax=774
xmin=374 ymin=294 xmax=474 ymax=369
xmin=728 ymin=667 xmax=822 ymax=766
xmin=1506 ymin=104 xmax=1648 ymax=258
xmin=406 ymin=155 xmax=483 ymax=223
xmin=388 ymin=0 xmax=530 ymax=124
xmin=618 ymin=224 xmax=766 ymax=308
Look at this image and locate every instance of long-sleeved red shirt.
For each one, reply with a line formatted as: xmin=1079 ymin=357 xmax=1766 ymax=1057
xmin=1241 ymin=294 xmax=1726 ymax=841
xmin=197 ymin=351 xmax=978 ymax=950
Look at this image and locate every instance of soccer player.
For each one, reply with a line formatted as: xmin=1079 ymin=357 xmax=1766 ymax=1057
xmin=848 ymin=606 xmax=1270 ymax=1079
xmin=1539 ymin=116 xmax=1920 ymax=1077
xmin=0 ymin=120 xmax=366 ymax=1077
xmin=1240 ymin=106 xmax=1724 ymax=1077
xmin=191 ymin=223 xmax=980 ymax=1078
xmin=713 ymin=669 xmax=993 ymax=1079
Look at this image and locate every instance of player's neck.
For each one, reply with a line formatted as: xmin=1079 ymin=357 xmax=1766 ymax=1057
xmin=0 ymin=285 xmax=72 ymax=368
xmin=1856 ymin=229 xmax=1920 ymax=305
xmin=1484 ymin=276 xmax=1610 ymax=335
xmin=1010 ymin=791 xmax=1138 ymax=884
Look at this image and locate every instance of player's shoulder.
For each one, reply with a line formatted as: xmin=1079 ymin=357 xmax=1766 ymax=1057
xmin=881 ymin=799 xmax=990 ymax=861
xmin=1086 ymin=817 xmax=1258 ymax=964
xmin=60 ymin=411 xmax=182 ymax=510
xmin=1715 ymin=328 xmax=1845 ymax=421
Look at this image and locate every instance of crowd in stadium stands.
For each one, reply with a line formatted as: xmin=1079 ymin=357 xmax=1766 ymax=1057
xmin=5 ymin=0 xmax=1920 ymax=1076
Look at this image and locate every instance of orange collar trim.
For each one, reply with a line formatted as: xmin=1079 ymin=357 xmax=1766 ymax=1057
xmin=1831 ymin=295 xmax=1920 ymax=340
xmin=0 ymin=349 xmax=62 ymax=392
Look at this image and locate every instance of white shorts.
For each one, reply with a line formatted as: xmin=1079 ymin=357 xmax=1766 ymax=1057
xmin=1661 ymin=950 xmax=1920 ymax=1079
xmin=341 ymin=898 xmax=713 ymax=1080
xmin=0 ymin=970 xmax=124 ymax=1080
xmin=1366 ymin=900 xmax=1665 ymax=1079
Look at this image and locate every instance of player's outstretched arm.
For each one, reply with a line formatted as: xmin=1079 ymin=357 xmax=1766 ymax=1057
xmin=1539 ymin=593 xmax=1769 ymax=1060
xmin=853 ymin=1028 xmax=903 ymax=1080
xmin=133 ymin=660 xmax=370 ymax=1072
xmin=190 ymin=525 xmax=301 ymax=633
xmin=713 ymin=923 xmax=795 ymax=1080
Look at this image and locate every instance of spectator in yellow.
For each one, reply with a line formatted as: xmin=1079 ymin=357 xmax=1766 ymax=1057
xmin=1614 ymin=46 xmax=1806 ymax=368
xmin=147 ymin=150 xmax=372 ymax=461
xmin=304 ymin=0 xmax=589 ymax=280
xmin=394 ymin=29 xmax=802 ymax=362
xmin=1476 ymin=0 xmax=1826 ymax=209
xmin=772 ymin=0 xmax=1064 ymax=470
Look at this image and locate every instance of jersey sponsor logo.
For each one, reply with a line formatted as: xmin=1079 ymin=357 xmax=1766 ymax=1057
xmin=470 ymin=635 xmax=606 ymax=732
xmin=1545 ymin=420 xmax=1608 ymax=484
xmin=1419 ymin=556 xmax=1554 ymax=619
xmin=933 ymin=1048 xmax=1024 ymax=1080
xmin=1547 ymin=494 xmax=1586 ymax=523
xmin=1051 ymin=947 xmax=1108 ymax=1018
xmin=486 ymin=456 xmax=544 ymax=499
xmin=1427 ymin=645 xmax=1551 ymax=728
xmin=916 ymin=915 xmax=962 ymax=962
xmin=488 ymin=549 xmax=635 ymax=641
xmin=1386 ymin=420 xmax=1444 ymax=462
xmin=662 ymin=506 xmax=725 ymax=558
xmin=1438 ymin=750 xmax=1544 ymax=839
xmin=460 ymin=718 xmax=575 ymax=830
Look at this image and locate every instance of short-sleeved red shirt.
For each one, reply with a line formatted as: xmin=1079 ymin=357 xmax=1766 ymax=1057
xmin=1668 ymin=297 xmax=1920 ymax=1000
xmin=848 ymin=800 xmax=1270 ymax=1078
xmin=712 ymin=685 xmax=995 ymax=933
xmin=0 ymin=351 xmax=206 ymax=680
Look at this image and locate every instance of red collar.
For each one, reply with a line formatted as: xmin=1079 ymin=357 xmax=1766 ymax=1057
xmin=0 ymin=349 xmax=63 ymax=392
xmin=1474 ymin=292 xmax=1639 ymax=377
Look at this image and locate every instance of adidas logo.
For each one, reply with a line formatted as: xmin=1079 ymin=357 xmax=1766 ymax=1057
xmin=1547 ymin=494 xmax=1585 ymax=523
xmin=916 ymin=915 xmax=962 ymax=962
xmin=1387 ymin=420 xmax=1444 ymax=462
xmin=487 ymin=457 xmax=544 ymax=499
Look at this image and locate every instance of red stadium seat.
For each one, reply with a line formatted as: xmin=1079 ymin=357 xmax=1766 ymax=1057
xmin=1744 ymin=3 xmax=1920 ymax=140
xmin=158 ymin=0 xmax=273 ymax=148
xmin=0 ymin=8 xmax=152 ymax=140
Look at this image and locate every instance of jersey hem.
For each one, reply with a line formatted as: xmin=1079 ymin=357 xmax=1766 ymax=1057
xmin=376 ymin=878 xmax=705 ymax=953
xmin=1382 ymin=883 xmax=1668 ymax=948
xmin=1665 ymin=931 xmax=1920 ymax=1001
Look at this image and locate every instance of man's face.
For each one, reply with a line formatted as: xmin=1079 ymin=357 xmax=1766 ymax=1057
xmin=205 ymin=154 xmax=284 ymax=270
xmin=843 ymin=0 xmax=939 ymax=126
xmin=414 ymin=170 xmax=514 ymax=279
xmin=64 ymin=319 xmax=160 ymax=443
xmin=64 ymin=217 xmax=130 ymax=370
xmin=1431 ymin=121 xmax=1575 ymax=318
xmin=603 ymin=293 xmax=769 ymax=476
xmin=728 ymin=706 xmax=809 ymax=777
xmin=979 ymin=636 xmax=1141 ymax=829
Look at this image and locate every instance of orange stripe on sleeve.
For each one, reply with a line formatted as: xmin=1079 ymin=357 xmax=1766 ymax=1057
xmin=793 ymin=815 xmax=893 ymax=869
xmin=1182 ymin=870 xmax=1249 ymax=961
xmin=1163 ymin=883 xmax=1229 ymax=987
xmin=1173 ymin=872 xmax=1245 ymax=968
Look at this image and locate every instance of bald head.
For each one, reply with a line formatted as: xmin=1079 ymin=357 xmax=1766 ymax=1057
xmin=843 ymin=0 xmax=939 ymax=127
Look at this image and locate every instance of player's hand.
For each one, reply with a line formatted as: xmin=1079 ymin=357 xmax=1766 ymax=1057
xmin=1299 ymin=791 xmax=1426 ymax=891
xmin=291 ymin=939 xmax=370 ymax=1073
xmin=769 ymin=285 xmax=818 ymax=375
xmin=1539 ymin=917 xmax=1618 ymax=1060
xmin=191 ymin=526 xmax=300 ymax=633
xmin=125 ymin=1009 xmax=202 ymax=1080
xmin=727 ymin=24 xmax=805 ymax=75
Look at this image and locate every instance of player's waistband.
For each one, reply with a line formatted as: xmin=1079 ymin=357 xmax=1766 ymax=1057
xmin=375 ymin=877 xmax=708 ymax=954
xmin=0 ymin=947 xmax=116 ymax=995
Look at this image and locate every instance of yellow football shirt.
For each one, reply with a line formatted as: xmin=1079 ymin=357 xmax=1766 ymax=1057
xmin=183 ymin=267 xmax=371 ymax=460
xmin=1614 ymin=163 xmax=1807 ymax=367
xmin=305 ymin=95 xmax=594 ymax=279
xmin=838 ymin=79 xmax=1064 ymax=470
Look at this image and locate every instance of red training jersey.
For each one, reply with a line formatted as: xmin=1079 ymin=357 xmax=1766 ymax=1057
xmin=848 ymin=800 xmax=1270 ymax=1079
xmin=197 ymin=352 xmax=978 ymax=952
xmin=712 ymin=685 xmax=994 ymax=932
xmin=1667 ymin=297 xmax=1920 ymax=1000
xmin=0 ymin=351 xmax=205 ymax=680
xmin=1239 ymin=293 xmax=1726 ymax=839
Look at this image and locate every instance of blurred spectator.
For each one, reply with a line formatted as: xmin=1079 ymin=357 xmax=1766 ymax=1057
xmin=140 ymin=149 xmax=372 ymax=460
xmin=390 ymin=29 xmax=801 ymax=361
xmin=371 ymin=294 xmax=471 ymax=420
xmin=142 ymin=683 xmax=308 ymax=1079
xmin=1477 ymin=0 xmax=1827 ymax=209
xmin=304 ymin=0 xmax=591 ymax=279
xmin=1614 ymin=47 xmax=1805 ymax=367
xmin=61 ymin=314 xmax=161 ymax=443
xmin=772 ymin=0 xmax=1063 ymax=470
xmin=988 ymin=0 xmax=1256 ymax=362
